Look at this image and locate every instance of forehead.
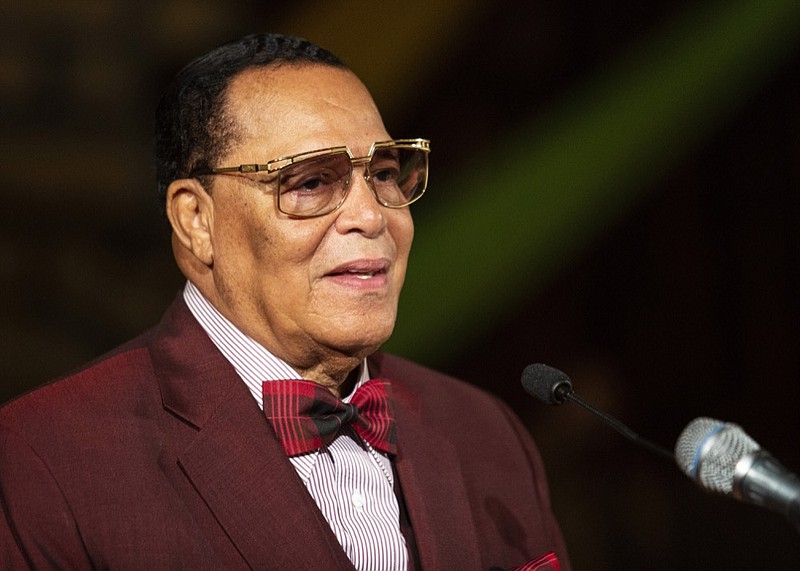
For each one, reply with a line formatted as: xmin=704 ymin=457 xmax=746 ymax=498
xmin=222 ymin=64 xmax=389 ymax=158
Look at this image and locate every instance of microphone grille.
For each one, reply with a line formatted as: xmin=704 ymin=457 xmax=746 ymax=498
xmin=521 ymin=363 xmax=572 ymax=405
xmin=675 ymin=417 xmax=760 ymax=494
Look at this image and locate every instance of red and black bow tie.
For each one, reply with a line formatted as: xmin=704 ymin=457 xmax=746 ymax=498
xmin=262 ymin=378 xmax=397 ymax=457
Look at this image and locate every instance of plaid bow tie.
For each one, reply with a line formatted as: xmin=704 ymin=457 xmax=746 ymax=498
xmin=262 ymin=378 xmax=397 ymax=457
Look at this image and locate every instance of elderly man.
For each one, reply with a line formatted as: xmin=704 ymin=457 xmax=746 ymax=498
xmin=0 ymin=33 xmax=568 ymax=570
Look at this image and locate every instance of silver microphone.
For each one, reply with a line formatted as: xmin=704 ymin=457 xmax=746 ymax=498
xmin=675 ymin=417 xmax=800 ymax=531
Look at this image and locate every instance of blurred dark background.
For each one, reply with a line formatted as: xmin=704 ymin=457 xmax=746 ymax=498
xmin=1 ymin=1 xmax=798 ymax=568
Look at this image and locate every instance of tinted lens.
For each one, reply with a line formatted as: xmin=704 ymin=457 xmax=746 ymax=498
xmin=277 ymin=152 xmax=351 ymax=216
xmin=369 ymin=147 xmax=428 ymax=206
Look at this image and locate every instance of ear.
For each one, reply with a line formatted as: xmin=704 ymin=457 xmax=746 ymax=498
xmin=166 ymin=178 xmax=214 ymax=266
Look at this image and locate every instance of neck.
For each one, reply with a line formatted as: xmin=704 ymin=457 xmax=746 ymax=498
xmin=295 ymin=356 xmax=363 ymax=398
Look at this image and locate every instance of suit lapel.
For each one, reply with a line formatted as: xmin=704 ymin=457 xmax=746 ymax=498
xmin=176 ymin=385 xmax=354 ymax=569
xmin=381 ymin=365 xmax=483 ymax=569
xmin=151 ymin=297 xmax=354 ymax=570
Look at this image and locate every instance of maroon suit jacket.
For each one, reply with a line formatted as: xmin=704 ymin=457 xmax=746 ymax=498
xmin=0 ymin=296 xmax=569 ymax=570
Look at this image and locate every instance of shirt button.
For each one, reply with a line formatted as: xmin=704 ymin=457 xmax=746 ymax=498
xmin=351 ymin=491 xmax=365 ymax=511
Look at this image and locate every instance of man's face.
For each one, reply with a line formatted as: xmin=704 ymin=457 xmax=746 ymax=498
xmin=203 ymin=65 xmax=414 ymax=373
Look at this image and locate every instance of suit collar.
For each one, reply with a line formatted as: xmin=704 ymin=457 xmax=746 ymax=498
xmin=150 ymin=296 xmax=355 ymax=570
xmin=150 ymin=295 xmax=237 ymax=428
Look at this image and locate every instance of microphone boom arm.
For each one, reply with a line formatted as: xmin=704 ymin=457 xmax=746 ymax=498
xmin=563 ymin=391 xmax=675 ymax=461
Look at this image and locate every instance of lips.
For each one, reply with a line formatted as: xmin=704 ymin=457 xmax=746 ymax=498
xmin=325 ymin=259 xmax=389 ymax=278
xmin=325 ymin=258 xmax=390 ymax=292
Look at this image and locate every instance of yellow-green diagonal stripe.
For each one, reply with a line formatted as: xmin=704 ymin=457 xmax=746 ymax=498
xmin=387 ymin=0 xmax=800 ymax=365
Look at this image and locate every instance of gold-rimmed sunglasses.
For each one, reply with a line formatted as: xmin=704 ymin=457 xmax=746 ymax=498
xmin=192 ymin=138 xmax=430 ymax=219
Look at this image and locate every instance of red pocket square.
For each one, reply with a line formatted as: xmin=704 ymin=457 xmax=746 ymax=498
xmin=510 ymin=551 xmax=561 ymax=571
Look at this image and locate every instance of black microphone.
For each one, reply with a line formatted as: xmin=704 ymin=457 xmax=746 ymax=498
xmin=675 ymin=417 xmax=800 ymax=531
xmin=521 ymin=363 xmax=674 ymax=461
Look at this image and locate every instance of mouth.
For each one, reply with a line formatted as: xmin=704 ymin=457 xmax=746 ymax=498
xmin=324 ymin=259 xmax=390 ymax=286
xmin=347 ymin=271 xmax=381 ymax=280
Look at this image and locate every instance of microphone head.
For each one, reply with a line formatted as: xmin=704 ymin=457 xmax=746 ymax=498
xmin=521 ymin=363 xmax=573 ymax=405
xmin=675 ymin=417 xmax=760 ymax=495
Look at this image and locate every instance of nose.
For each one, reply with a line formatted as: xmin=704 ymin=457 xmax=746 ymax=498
xmin=334 ymin=164 xmax=386 ymax=236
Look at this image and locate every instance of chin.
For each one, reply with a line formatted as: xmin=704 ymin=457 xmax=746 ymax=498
xmin=327 ymin=323 xmax=394 ymax=357
xmin=310 ymin=301 xmax=397 ymax=351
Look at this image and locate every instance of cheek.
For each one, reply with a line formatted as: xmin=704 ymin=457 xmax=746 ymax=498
xmin=261 ymin=222 xmax=331 ymax=294
xmin=390 ymin=211 xmax=415 ymax=262
xmin=217 ymin=187 xmax=324 ymax=266
xmin=210 ymin=195 xmax=288 ymax=293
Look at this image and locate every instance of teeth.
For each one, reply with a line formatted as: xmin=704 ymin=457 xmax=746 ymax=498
xmin=336 ymin=268 xmax=382 ymax=279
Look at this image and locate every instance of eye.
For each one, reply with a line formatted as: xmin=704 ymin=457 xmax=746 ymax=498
xmin=371 ymin=166 xmax=400 ymax=184
xmin=296 ymin=173 xmax=330 ymax=192
xmin=370 ymin=156 xmax=401 ymax=185
xmin=281 ymin=166 xmax=341 ymax=194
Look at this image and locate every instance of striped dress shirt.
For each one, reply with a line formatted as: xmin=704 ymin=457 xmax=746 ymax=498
xmin=183 ymin=281 xmax=408 ymax=571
